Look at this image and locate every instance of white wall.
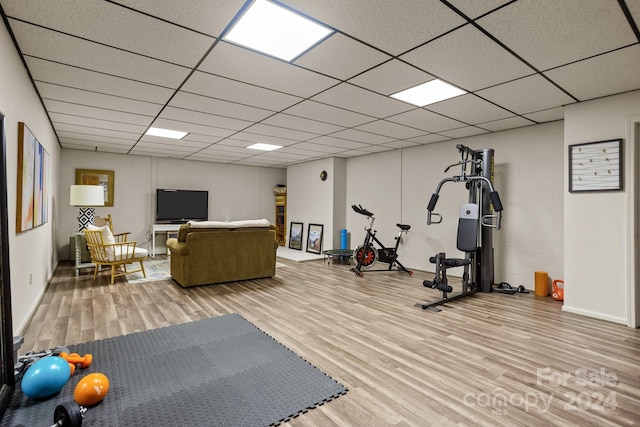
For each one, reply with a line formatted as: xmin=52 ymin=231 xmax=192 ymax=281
xmin=343 ymin=122 xmax=565 ymax=290
xmin=59 ymin=150 xmax=286 ymax=257
xmin=346 ymin=150 xmax=403 ymax=255
xmin=0 ymin=20 xmax=60 ymax=333
xmin=287 ymin=157 xmax=337 ymax=251
xmin=563 ymin=90 xmax=640 ymax=324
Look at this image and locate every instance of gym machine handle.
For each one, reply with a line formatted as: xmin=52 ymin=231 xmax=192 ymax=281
xmin=481 ymin=191 xmax=503 ymax=229
xmin=426 ymin=194 xmax=442 ymax=225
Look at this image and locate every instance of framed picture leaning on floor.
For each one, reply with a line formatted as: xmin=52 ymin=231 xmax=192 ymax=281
xmin=306 ymin=224 xmax=323 ymax=254
xmin=289 ymin=222 xmax=303 ymax=250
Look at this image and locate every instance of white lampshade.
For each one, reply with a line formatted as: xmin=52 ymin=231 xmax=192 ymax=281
xmin=70 ymin=185 xmax=105 ymax=207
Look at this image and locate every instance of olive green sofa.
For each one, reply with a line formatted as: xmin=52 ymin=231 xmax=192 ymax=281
xmin=165 ymin=219 xmax=278 ymax=287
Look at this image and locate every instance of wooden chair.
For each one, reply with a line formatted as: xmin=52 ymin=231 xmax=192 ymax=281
xmin=94 ymin=213 xmax=130 ymax=243
xmin=83 ymin=227 xmax=147 ymax=284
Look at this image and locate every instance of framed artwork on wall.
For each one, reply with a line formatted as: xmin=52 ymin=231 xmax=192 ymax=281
xmin=16 ymin=122 xmax=36 ymax=233
xmin=568 ymin=139 xmax=622 ymax=192
xmin=306 ymin=223 xmax=323 ymax=254
xmin=289 ymin=222 xmax=303 ymax=250
xmin=76 ymin=169 xmax=114 ymax=206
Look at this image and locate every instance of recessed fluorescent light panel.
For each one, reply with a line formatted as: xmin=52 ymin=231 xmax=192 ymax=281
xmin=247 ymin=143 xmax=282 ymax=151
xmin=145 ymin=127 xmax=188 ymax=139
xmin=223 ymin=0 xmax=333 ymax=62
xmin=390 ymin=79 xmax=466 ymax=107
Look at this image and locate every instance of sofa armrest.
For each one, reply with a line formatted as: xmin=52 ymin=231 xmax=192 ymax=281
xmin=166 ymin=238 xmax=189 ymax=256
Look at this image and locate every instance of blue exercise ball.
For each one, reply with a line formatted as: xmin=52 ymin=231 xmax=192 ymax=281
xmin=21 ymin=356 xmax=71 ymax=399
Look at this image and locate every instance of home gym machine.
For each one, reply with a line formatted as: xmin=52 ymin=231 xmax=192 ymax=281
xmin=350 ymin=204 xmax=413 ymax=277
xmin=417 ymin=144 xmax=505 ymax=311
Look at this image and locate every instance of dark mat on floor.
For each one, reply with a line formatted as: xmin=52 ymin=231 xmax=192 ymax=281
xmin=3 ymin=313 xmax=347 ymax=426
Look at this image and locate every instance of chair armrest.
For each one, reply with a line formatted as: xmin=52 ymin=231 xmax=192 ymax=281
xmin=113 ymin=232 xmax=130 ymax=243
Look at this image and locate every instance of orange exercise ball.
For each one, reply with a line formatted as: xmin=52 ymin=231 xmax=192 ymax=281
xmin=74 ymin=372 xmax=110 ymax=406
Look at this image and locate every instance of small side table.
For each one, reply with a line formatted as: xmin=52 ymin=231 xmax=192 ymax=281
xmin=323 ymin=249 xmax=353 ymax=265
xmin=72 ymin=232 xmax=95 ymax=276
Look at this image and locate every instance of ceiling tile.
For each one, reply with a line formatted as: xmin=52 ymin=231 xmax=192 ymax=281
xmin=159 ymin=106 xmax=252 ymax=131
xmin=477 ymin=116 xmax=536 ymax=132
xmin=294 ymin=33 xmax=391 ymax=80
xmin=405 ymin=134 xmax=451 ymax=144
xmin=292 ymin=141 xmax=351 ymax=153
xmin=25 ymin=57 xmax=175 ymax=104
xmin=477 ymin=0 xmax=637 ymax=70
xmin=283 ymin=100 xmax=373 ymax=127
xmin=44 ymin=99 xmax=154 ymax=126
xmin=629 ymin=1 xmax=640 ymax=24
xmin=307 ymin=136 xmax=370 ymax=150
xmin=439 ymin=126 xmax=489 ymax=139
xmin=112 ymin=0 xmax=245 ymax=38
xmin=8 ymin=19 xmax=190 ymax=88
xmin=151 ymin=118 xmax=237 ymax=138
xmin=544 ymin=45 xmax=640 ymax=101
xmin=400 ymin=24 xmax=535 ymax=91
xmin=475 ymin=74 xmax=576 ymax=115
xmin=169 ymin=91 xmax=273 ymax=122
xmin=348 ymin=59 xmax=435 ymax=96
xmin=59 ymin=139 xmax=130 ymax=153
xmin=383 ymin=140 xmax=421 ymax=149
xmin=49 ymin=113 xmax=148 ymax=134
xmin=261 ymin=113 xmax=345 ymax=135
xmin=199 ymin=42 xmax=339 ymax=97
xmin=182 ymin=134 xmax=224 ymax=145
xmin=182 ymin=71 xmax=302 ymax=111
xmin=330 ymin=129 xmax=395 ymax=144
xmin=37 ymin=82 xmax=164 ymax=116
xmin=133 ymin=139 xmax=202 ymax=151
xmin=386 ymin=109 xmax=466 ymax=133
xmin=353 ymin=120 xmax=425 ymax=139
xmin=280 ymin=0 xmax=466 ymax=55
xmin=522 ymin=107 xmax=565 ymax=123
xmin=54 ymin=123 xmax=140 ymax=140
xmin=447 ymin=0 xmax=512 ymax=19
xmin=224 ymin=133 xmax=297 ymax=147
xmin=2 ymin=0 xmax=214 ymax=67
xmin=242 ymin=123 xmax=319 ymax=141
xmin=57 ymin=131 xmax=137 ymax=146
xmin=311 ymin=83 xmax=413 ymax=118
xmin=426 ymin=94 xmax=514 ymax=124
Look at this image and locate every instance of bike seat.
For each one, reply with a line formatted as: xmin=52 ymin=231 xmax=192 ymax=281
xmin=396 ymin=224 xmax=411 ymax=231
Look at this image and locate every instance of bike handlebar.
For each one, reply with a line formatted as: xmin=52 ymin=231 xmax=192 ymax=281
xmin=352 ymin=204 xmax=374 ymax=217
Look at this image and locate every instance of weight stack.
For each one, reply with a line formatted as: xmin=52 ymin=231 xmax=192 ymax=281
xmin=534 ymin=271 xmax=549 ymax=297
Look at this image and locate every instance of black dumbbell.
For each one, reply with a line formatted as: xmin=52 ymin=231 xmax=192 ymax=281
xmin=50 ymin=401 xmax=86 ymax=427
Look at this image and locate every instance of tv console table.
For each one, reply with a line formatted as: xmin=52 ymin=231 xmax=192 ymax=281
xmin=150 ymin=223 xmax=183 ymax=257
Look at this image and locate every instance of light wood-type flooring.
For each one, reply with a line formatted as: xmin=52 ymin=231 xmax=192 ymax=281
xmin=19 ymin=257 xmax=640 ymax=426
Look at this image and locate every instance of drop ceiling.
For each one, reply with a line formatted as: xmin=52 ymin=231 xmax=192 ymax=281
xmin=1 ymin=0 xmax=639 ymax=168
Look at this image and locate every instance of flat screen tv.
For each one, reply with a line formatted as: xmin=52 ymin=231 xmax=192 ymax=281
xmin=156 ymin=189 xmax=208 ymax=223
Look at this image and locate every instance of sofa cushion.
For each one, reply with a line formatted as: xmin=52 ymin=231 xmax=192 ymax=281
xmin=187 ymin=219 xmax=271 ymax=229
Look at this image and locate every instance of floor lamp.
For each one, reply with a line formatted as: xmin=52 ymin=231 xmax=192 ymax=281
xmin=70 ymin=185 xmax=105 ymax=231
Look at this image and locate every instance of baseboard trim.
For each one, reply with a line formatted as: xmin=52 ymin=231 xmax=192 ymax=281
xmin=562 ymin=304 xmax=626 ymax=325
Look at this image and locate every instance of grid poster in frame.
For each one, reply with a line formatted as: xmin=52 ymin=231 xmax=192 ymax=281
xmin=568 ymin=139 xmax=622 ymax=192
xmin=289 ymin=222 xmax=303 ymax=250
xmin=306 ymin=223 xmax=323 ymax=254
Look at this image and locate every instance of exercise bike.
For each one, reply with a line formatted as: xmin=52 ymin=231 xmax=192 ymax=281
xmin=350 ymin=204 xmax=412 ymax=276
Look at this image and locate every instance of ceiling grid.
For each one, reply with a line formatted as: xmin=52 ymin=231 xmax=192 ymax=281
xmin=0 ymin=0 xmax=638 ymax=168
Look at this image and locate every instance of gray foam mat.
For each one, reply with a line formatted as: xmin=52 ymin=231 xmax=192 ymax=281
xmin=3 ymin=313 xmax=347 ymax=426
